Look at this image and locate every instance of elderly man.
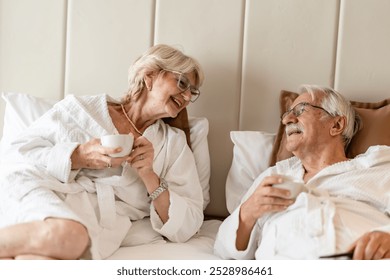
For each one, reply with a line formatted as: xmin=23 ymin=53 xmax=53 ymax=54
xmin=214 ymin=85 xmax=390 ymax=259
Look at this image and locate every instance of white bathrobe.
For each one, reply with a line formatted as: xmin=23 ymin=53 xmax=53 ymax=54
xmin=0 ymin=94 xmax=204 ymax=259
xmin=214 ymin=145 xmax=390 ymax=259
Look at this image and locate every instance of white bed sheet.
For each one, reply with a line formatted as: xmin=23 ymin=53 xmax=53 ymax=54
xmin=106 ymin=220 xmax=222 ymax=260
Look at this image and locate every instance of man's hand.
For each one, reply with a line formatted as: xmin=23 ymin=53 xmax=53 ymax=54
xmin=236 ymin=175 xmax=294 ymax=250
xmin=350 ymin=231 xmax=390 ymax=259
xmin=240 ymin=175 xmax=295 ymax=226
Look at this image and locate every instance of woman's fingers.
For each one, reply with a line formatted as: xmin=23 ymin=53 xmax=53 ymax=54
xmin=72 ymin=138 xmax=128 ymax=169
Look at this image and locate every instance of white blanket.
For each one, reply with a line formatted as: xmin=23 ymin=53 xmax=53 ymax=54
xmin=0 ymin=94 xmax=203 ymax=259
xmin=214 ymin=145 xmax=390 ymax=259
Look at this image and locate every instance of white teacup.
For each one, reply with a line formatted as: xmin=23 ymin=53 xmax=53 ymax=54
xmin=273 ymin=175 xmax=306 ymax=199
xmin=101 ymin=134 xmax=134 ymax=157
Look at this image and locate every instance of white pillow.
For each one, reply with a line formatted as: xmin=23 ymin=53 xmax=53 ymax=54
xmin=189 ymin=117 xmax=211 ymax=210
xmin=225 ymin=131 xmax=275 ymax=213
xmin=1 ymin=92 xmax=56 ymax=152
xmin=0 ymin=92 xmax=211 ymax=209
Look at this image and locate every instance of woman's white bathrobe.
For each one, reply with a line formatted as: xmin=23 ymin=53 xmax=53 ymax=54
xmin=214 ymin=145 xmax=390 ymax=259
xmin=0 ymin=94 xmax=204 ymax=259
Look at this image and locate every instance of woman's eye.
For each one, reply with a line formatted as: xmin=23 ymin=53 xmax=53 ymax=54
xmin=178 ymin=80 xmax=187 ymax=89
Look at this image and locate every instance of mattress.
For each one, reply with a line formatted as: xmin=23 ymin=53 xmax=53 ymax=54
xmin=107 ymin=220 xmax=222 ymax=260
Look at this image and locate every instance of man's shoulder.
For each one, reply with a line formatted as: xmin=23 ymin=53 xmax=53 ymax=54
xmin=354 ymin=145 xmax=390 ymax=166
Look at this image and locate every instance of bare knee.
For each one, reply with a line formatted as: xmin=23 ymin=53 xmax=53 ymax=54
xmin=39 ymin=218 xmax=90 ymax=259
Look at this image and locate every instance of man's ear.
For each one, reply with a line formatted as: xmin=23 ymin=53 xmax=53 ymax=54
xmin=330 ymin=116 xmax=346 ymax=136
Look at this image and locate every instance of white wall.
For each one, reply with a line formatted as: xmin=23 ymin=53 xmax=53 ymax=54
xmin=1 ymin=0 xmax=390 ymax=217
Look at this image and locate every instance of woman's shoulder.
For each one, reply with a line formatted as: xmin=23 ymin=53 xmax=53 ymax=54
xmin=144 ymin=120 xmax=186 ymax=145
xmin=58 ymin=94 xmax=107 ymax=106
xmin=52 ymin=94 xmax=109 ymax=116
xmin=159 ymin=120 xmax=187 ymax=143
xmin=53 ymin=93 xmax=107 ymax=103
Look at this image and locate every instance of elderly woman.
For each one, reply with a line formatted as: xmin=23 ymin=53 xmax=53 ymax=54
xmin=0 ymin=44 xmax=204 ymax=259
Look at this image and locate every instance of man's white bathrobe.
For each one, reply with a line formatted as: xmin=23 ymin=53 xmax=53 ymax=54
xmin=0 ymin=94 xmax=203 ymax=259
xmin=214 ymin=145 xmax=390 ymax=259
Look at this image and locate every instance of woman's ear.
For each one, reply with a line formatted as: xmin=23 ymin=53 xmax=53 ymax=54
xmin=144 ymin=73 xmax=153 ymax=91
xmin=330 ymin=116 xmax=346 ymax=136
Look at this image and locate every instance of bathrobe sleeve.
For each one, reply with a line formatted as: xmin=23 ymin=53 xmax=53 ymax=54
xmin=213 ymin=207 xmax=260 ymax=259
xmin=213 ymin=167 xmax=275 ymax=259
xmin=3 ymin=95 xmax=112 ymax=183
xmin=149 ymin=126 xmax=204 ymax=243
xmin=4 ymin=108 xmax=81 ymax=183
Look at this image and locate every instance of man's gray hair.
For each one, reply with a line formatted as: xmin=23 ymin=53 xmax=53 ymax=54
xmin=298 ymin=85 xmax=362 ymax=148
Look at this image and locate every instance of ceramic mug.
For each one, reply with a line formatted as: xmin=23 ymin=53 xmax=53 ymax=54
xmin=273 ymin=175 xmax=306 ymax=199
xmin=100 ymin=134 xmax=134 ymax=157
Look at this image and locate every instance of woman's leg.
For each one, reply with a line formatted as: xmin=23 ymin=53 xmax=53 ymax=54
xmin=0 ymin=218 xmax=89 ymax=260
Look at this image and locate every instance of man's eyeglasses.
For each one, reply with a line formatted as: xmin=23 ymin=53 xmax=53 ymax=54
xmin=166 ymin=70 xmax=200 ymax=103
xmin=281 ymin=102 xmax=332 ymax=120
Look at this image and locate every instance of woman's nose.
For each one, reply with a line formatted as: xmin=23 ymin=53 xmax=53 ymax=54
xmin=180 ymin=90 xmax=191 ymax=102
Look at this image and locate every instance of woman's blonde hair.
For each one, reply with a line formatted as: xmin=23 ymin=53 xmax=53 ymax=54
xmin=124 ymin=44 xmax=204 ymax=103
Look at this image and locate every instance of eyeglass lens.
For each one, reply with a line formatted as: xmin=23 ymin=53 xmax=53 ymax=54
xmin=176 ymin=73 xmax=200 ymax=102
xmin=282 ymin=102 xmax=332 ymax=120
xmin=282 ymin=103 xmax=306 ymax=120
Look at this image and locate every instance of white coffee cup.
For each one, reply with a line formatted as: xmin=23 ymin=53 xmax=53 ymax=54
xmin=101 ymin=134 xmax=134 ymax=157
xmin=273 ymin=175 xmax=306 ymax=199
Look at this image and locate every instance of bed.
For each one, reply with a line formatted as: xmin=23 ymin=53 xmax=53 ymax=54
xmin=1 ymin=0 xmax=390 ymax=260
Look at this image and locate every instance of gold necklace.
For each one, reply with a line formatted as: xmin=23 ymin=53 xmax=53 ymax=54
xmin=121 ymin=104 xmax=143 ymax=135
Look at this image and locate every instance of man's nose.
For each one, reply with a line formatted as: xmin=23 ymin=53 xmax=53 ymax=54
xmin=282 ymin=111 xmax=297 ymax=125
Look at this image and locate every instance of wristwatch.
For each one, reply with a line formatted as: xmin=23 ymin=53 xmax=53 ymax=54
xmin=149 ymin=178 xmax=168 ymax=201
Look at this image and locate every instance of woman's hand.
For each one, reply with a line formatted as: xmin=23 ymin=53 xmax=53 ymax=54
xmin=127 ymin=136 xmax=170 ymax=222
xmin=71 ymin=138 xmax=127 ymax=170
xmin=127 ymin=136 xmax=155 ymax=178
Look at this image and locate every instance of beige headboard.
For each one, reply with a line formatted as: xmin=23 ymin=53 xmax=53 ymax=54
xmin=1 ymin=0 xmax=390 ymax=218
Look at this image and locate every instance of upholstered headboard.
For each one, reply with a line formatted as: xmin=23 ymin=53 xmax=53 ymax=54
xmin=1 ymin=0 xmax=390 ymax=218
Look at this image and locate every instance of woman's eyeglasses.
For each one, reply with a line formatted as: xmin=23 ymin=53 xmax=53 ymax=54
xmin=281 ymin=102 xmax=332 ymax=120
xmin=166 ymin=70 xmax=200 ymax=103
